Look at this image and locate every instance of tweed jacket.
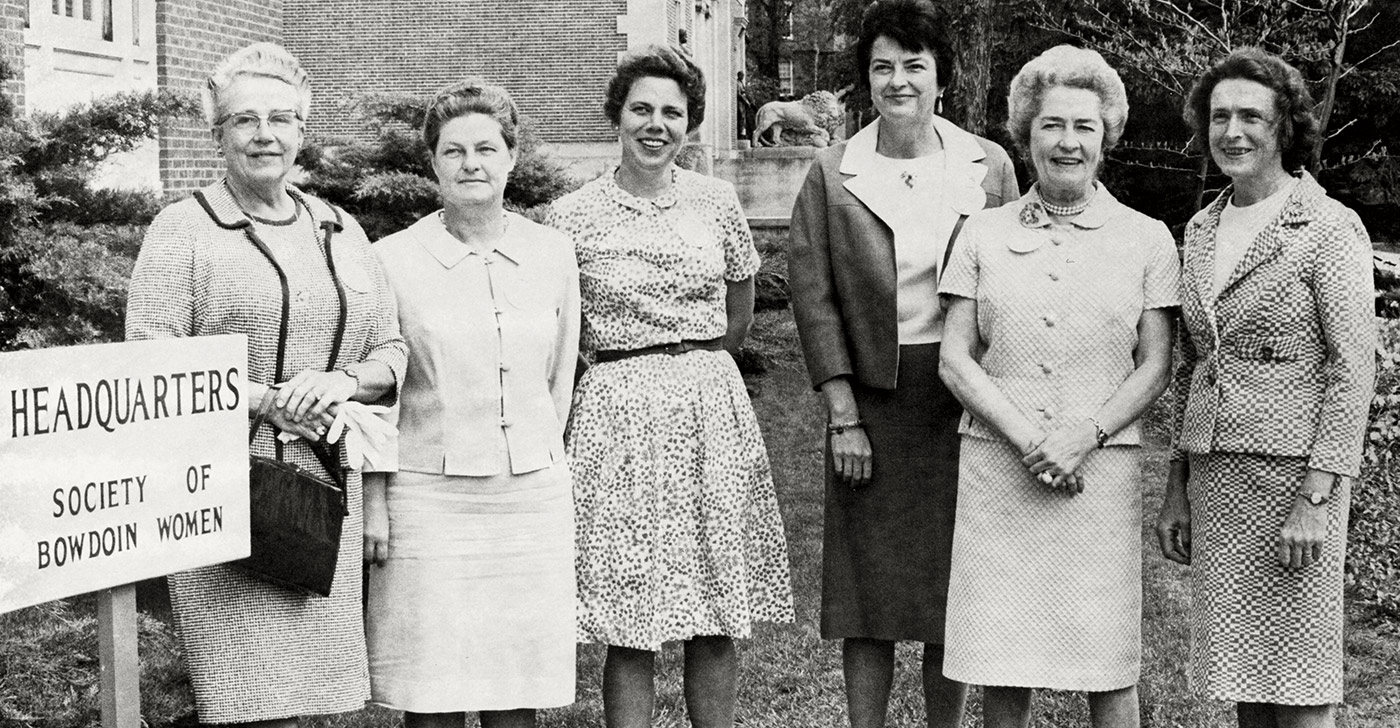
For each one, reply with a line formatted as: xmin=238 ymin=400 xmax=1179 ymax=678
xmin=788 ymin=116 xmax=1019 ymax=390
xmin=1172 ymin=173 xmax=1375 ymax=477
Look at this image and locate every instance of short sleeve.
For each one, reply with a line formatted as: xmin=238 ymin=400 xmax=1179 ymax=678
xmin=1143 ymin=222 xmax=1182 ymax=310
xmin=718 ymin=183 xmax=760 ymax=281
xmin=938 ymin=216 xmax=981 ymax=300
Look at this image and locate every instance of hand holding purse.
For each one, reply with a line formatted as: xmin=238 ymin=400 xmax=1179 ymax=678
xmin=236 ymin=387 xmax=347 ymax=597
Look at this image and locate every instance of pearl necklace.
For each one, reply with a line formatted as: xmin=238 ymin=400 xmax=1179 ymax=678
xmin=1037 ymin=185 xmax=1097 ymax=216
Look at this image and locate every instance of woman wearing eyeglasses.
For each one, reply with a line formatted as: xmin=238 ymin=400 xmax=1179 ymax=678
xmin=126 ymin=42 xmax=406 ymax=726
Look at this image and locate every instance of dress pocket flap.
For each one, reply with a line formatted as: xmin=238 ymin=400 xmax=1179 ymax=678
xmin=1229 ymin=334 xmax=1304 ymax=362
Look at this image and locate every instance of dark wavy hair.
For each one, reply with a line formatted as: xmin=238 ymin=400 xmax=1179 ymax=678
xmin=422 ymin=79 xmax=520 ymax=153
xmin=604 ymin=44 xmax=706 ymax=132
xmin=855 ymin=0 xmax=957 ymax=93
xmin=1184 ymin=47 xmax=1319 ymax=173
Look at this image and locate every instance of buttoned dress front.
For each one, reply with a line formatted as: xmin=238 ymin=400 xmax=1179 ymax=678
xmin=366 ymin=211 xmax=580 ymax=711
xmin=939 ymin=187 xmax=1180 ymax=690
xmin=546 ymin=169 xmax=794 ymax=650
xmin=125 ymin=181 xmax=408 ymax=722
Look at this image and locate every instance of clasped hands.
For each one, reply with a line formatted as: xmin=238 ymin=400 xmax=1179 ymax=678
xmin=1021 ymin=419 xmax=1098 ymax=495
xmin=259 ymin=369 xmax=359 ymax=442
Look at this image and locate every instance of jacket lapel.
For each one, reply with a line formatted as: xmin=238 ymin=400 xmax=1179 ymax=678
xmin=839 ymin=118 xmax=991 ymax=278
xmin=1215 ymin=173 xmax=1316 ymax=298
xmin=839 ymin=122 xmax=906 ymax=232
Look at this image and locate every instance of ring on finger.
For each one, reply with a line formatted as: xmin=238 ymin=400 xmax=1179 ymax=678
xmin=1037 ymin=472 xmax=1054 ymax=485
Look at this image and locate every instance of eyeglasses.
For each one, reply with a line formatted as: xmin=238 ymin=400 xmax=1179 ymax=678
xmin=216 ymin=110 xmax=302 ymax=132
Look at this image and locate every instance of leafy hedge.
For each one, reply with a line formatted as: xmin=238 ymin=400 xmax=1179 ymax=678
xmin=297 ymin=92 xmax=580 ymax=241
xmin=0 ymin=59 xmax=194 ymax=351
xmin=1353 ymin=319 xmax=1400 ymax=618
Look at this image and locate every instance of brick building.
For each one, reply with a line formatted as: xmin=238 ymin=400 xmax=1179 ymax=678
xmin=156 ymin=0 xmax=281 ymax=195
xmin=1 ymin=0 xmax=747 ymax=194
xmin=284 ymin=0 xmax=748 ymax=175
xmin=1 ymin=0 xmax=23 ymax=109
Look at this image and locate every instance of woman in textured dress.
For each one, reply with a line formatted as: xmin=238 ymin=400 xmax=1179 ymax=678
xmin=937 ymin=45 xmax=1178 ymax=728
xmin=363 ymin=80 xmax=580 ymax=728
xmin=545 ymin=44 xmax=793 ymax=728
xmin=125 ymin=42 xmax=406 ymax=726
xmin=1155 ymin=48 xmax=1374 ymax=728
xmin=786 ymin=1 xmax=1018 ymax=725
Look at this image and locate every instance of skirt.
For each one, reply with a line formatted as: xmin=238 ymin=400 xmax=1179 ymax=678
xmin=366 ymin=462 xmax=576 ymax=712
xmin=1187 ymin=452 xmax=1349 ymax=705
xmin=821 ymin=343 xmax=961 ymax=644
xmin=568 ymin=349 xmax=794 ymax=650
xmin=169 ymin=446 xmax=369 ymax=723
xmin=943 ymin=437 xmax=1142 ymax=691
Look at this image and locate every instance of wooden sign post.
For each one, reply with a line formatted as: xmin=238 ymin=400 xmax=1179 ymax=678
xmin=0 ymin=335 xmax=250 ymax=726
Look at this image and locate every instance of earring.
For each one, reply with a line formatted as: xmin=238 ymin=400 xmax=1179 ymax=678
xmin=936 ymin=95 xmax=944 ymax=115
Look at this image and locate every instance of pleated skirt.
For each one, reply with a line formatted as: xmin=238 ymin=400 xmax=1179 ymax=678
xmin=568 ymin=349 xmax=794 ymax=651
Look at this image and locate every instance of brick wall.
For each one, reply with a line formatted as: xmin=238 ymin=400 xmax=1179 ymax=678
xmin=284 ymin=0 xmax=627 ymax=144
xmin=1 ymin=0 xmax=23 ymax=112
xmin=155 ymin=0 xmax=282 ymax=197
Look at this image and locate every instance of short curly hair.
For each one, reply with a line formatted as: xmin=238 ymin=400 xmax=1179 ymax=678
xmin=1005 ymin=45 xmax=1129 ymax=157
xmin=204 ymin=42 xmax=311 ymax=125
xmin=603 ymin=44 xmax=705 ymax=132
xmin=854 ymin=0 xmax=957 ymax=93
xmin=1184 ymin=47 xmax=1319 ymax=173
xmin=422 ymin=79 xmax=520 ymax=153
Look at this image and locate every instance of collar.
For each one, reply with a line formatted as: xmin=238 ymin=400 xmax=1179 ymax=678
xmin=1015 ymin=183 xmax=1122 ymax=230
xmin=413 ymin=210 xmax=526 ymax=270
xmin=195 ymin=178 xmax=341 ymax=232
xmin=839 ymin=115 xmax=988 ymax=177
xmin=1197 ymin=171 xmax=1321 ymax=230
xmin=602 ymin=166 xmax=682 ymax=213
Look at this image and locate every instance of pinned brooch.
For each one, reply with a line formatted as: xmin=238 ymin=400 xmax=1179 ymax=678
xmin=1019 ymin=201 xmax=1049 ymax=228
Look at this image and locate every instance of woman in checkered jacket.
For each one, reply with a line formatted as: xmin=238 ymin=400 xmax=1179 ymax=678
xmin=1157 ymin=48 xmax=1375 ymax=728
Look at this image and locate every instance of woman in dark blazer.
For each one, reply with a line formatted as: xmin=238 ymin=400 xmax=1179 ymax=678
xmin=1156 ymin=48 xmax=1374 ymax=728
xmin=787 ymin=1 xmax=1016 ymax=725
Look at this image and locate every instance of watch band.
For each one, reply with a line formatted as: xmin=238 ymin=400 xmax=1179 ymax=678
xmin=1087 ymin=416 xmax=1109 ymax=448
xmin=1298 ymin=490 xmax=1329 ymax=506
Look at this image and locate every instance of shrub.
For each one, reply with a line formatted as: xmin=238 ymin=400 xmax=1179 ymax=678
xmin=0 ymin=70 xmax=198 ymax=352
xmin=0 ymin=223 xmax=142 ymax=349
xmin=1353 ymin=318 xmax=1400 ymax=618
xmin=298 ymin=93 xmax=580 ymax=240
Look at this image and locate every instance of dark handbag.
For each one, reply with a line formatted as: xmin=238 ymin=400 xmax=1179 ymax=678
xmin=240 ymin=390 xmax=347 ymax=597
xmin=206 ymin=191 xmax=354 ymax=597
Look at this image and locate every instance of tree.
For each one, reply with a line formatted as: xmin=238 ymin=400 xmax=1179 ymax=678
xmin=1032 ymin=0 xmax=1400 ymax=222
xmin=747 ymin=0 xmax=796 ymax=80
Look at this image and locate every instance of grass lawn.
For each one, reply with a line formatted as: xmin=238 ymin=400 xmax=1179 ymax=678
xmin=4 ymin=242 xmax=1399 ymax=726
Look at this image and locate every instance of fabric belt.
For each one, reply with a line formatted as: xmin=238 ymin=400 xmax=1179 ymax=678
xmin=594 ymin=337 xmax=725 ymax=363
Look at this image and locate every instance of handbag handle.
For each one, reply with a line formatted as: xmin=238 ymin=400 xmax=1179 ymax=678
xmin=249 ymin=386 xmax=279 ymax=445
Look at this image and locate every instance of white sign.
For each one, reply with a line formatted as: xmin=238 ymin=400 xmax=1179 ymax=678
xmin=0 ymin=335 xmax=249 ymax=614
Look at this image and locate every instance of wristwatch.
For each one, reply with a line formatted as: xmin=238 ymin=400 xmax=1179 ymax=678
xmin=1297 ymin=490 xmax=1329 ymax=506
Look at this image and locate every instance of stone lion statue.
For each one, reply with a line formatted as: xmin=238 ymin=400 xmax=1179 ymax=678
xmin=754 ymin=90 xmax=844 ymax=148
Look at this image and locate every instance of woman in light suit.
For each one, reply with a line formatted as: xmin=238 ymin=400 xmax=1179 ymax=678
xmin=364 ymin=80 xmax=580 ymax=728
xmin=787 ymin=1 xmax=1016 ymax=725
xmin=1156 ymin=48 xmax=1374 ymax=728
